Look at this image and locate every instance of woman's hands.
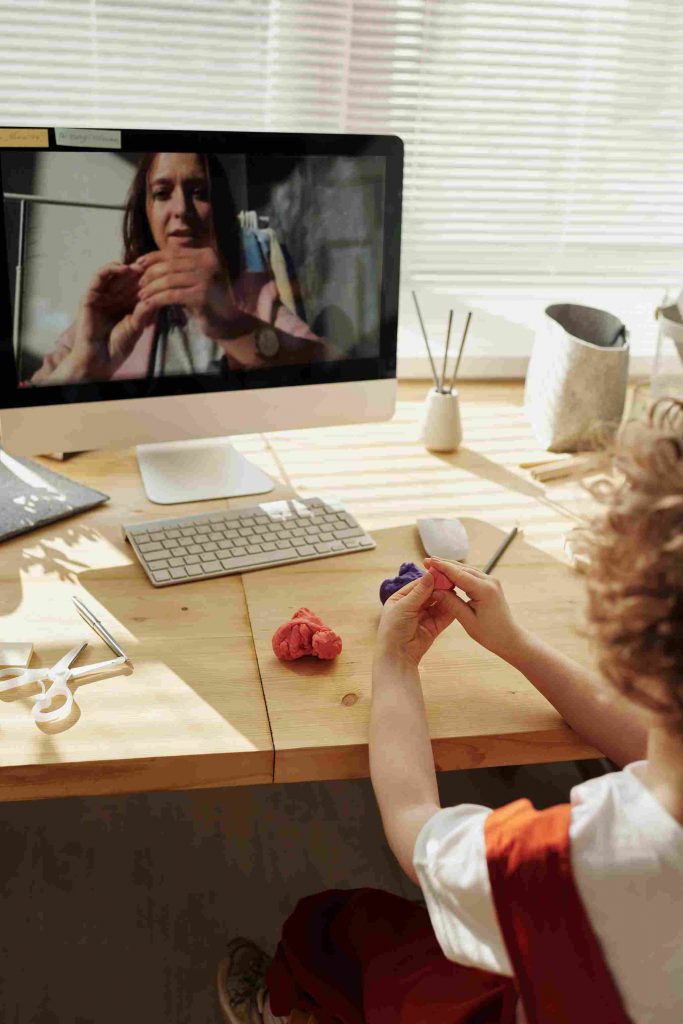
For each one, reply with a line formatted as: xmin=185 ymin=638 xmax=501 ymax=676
xmin=375 ymin=558 xmax=528 ymax=668
xmin=63 ymin=262 xmax=156 ymax=381
xmin=136 ymin=247 xmax=239 ymax=335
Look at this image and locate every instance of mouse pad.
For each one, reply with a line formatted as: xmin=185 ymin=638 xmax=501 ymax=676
xmin=0 ymin=449 xmax=109 ymax=543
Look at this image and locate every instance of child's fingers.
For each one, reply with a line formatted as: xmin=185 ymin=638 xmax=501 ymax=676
xmin=426 ymin=557 xmax=488 ymax=580
xmin=388 ymin=570 xmax=434 ymax=608
xmin=432 ymin=588 xmax=475 ymax=627
xmin=424 ymin=558 xmax=489 ymax=598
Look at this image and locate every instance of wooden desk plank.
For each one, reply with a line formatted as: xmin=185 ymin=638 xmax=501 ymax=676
xmin=0 ymin=437 xmax=279 ymax=801
xmin=242 ymin=521 xmax=599 ymax=783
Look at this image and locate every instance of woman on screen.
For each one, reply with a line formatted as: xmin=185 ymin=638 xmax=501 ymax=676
xmin=30 ymin=152 xmax=336 ymax=385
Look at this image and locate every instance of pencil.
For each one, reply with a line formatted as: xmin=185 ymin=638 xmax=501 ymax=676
xmin=483 ymin=526 xmax=518 ymax=575
xmin=439 ymin=309 xmax=454 ymax=393
xmin=447 ymin=310 xmax=472 ymax=393
xmin=411 ymin=290 xmax=440 ymax=390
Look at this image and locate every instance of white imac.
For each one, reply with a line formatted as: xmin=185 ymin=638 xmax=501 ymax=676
xmin=0 ymin=129 xmax=402 ymax=503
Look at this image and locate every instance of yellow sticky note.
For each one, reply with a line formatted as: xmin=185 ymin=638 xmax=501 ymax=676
xmin=0 ymin=127 xmax=49 ymax=148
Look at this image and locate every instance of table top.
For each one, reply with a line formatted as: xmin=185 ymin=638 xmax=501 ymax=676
xmin=0 ymin=382 xmax=600 ymax=801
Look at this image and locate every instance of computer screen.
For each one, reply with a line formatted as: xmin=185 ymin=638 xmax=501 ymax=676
xmin=0 ymin=130 xmax=401 ymax=412
xmin=0 ymin=128 xmax=401 ymax=501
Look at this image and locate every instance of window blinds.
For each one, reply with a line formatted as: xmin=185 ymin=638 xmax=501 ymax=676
xmin=2 ymin=0 xmax=682 ymax=362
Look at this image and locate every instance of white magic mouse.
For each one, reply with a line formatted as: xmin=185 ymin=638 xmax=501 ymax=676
xmin=417 ymin=518 xmax=469 ymax=562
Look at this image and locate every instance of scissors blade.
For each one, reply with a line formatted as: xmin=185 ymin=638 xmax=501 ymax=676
xmin=52 ymin=642 xmax=88 ymax=676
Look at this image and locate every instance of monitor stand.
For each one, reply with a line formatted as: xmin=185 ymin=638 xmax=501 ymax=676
xmin=136 ymin=437 xmax=275 ymax=505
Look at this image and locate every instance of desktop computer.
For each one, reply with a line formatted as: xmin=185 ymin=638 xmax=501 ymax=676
xmin=0 ymin=128 xmax=402 ymax=583
xmin=0 ymin=128 xmax=402 ymax=502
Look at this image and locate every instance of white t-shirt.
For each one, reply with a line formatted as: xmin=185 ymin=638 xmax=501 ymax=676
xmin=413 ymin=762 xmax=683 ymax=1024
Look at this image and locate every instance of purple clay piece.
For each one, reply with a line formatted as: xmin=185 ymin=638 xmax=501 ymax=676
xmin=379 ymin=561 xmax=425 ymax=604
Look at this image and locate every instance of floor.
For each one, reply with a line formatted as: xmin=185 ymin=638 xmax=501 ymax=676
xmin=0 ymin=760 xmax=608 ymax=1024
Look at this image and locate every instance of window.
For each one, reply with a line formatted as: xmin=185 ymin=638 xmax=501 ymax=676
xmin=2 ymin=0 xmax=680 ymax=374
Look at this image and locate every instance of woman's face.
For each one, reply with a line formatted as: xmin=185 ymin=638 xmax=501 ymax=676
xmin=145 ymin=152 xmax=213 ymax=251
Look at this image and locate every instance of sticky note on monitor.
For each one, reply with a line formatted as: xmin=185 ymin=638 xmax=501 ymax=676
xmin=0 ymin=128 xmax=49 ymax=147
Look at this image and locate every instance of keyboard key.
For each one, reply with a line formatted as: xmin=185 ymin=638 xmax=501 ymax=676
xmin=186 ymin=564 xmax=203 ymax=576
xmin=200 ymin=551 xmax=216 ymax=562
xmin=232 ymin=546 xmax=247 ymax=556
xmin=343 ymin=538 xmax=362 ymax=548
xmin=185 ymin=554 xmax=201 ymax=564
xmin=150 ymin=532 xmax=165 ymax=541
xmin=330 ymin=540 xmax=345 ymax=551
xmin=208 ymin=531 xmax=224 ymax=541
xmin=170 ymin=547 xmax=186 ymax=557
xmin=296 ymin=544 xmax=317 ymax=556
xmin=262 ymin=542 xmax=276 ymax=551
xmin=166 ymin=530 xmax=181 ymax=539
xmin=203 ymin=542 xmax=218 ymax=551
xmin=202 ymin=560 xmax=222 ymax=573
xmin=170 ymin=566 xmax=187 ymax=579
xmin=148 ymin=558 xmax=169 ymax=570
xmin=153 ymin=569 xmax=171 ymax=582
xmin=139 ymin=542 xmax=163 ymax=554
xmin=223 ymin=549 xmax=297 ymax=570
xmin=169 ymin=557 xmax=184 ymax=567
xmin=315 ymin=542 xmax=333 ymax=553
xmin=336 ymin=527 xmax=364 ymax=539
xmin=319 ymin=532 xmax=334 ymax=542
xmin=196 ymin=524 xmax=211 ymax=533
xmin=217 ymin=540 xmax=233 ymax=551
xmin=359 ymin=537 xmax=374 ymax=548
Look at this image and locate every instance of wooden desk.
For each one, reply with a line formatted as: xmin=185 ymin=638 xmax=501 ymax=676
xmin=0 ymin=382 xmax=600 ymax=801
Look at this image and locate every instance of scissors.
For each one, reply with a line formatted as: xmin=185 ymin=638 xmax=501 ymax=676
xmin=0 ymin=642 xmax=126 ymax=723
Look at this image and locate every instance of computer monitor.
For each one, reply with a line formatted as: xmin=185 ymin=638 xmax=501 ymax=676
xmin=0 ymin=129 xmax=402 ymax=503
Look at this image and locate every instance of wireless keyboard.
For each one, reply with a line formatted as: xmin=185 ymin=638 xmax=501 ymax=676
xmin=123 ymin=496 xmax=375 ymax=587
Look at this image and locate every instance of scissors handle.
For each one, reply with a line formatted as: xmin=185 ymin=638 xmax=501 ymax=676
xmin=0 ymin=667 xmax=44 ymax=693
xmin=32 ymin=672 xmax=74 ymax=724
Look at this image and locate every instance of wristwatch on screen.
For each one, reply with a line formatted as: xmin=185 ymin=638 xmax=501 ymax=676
xmin=255 ymin=325 xmax=280 ymax=358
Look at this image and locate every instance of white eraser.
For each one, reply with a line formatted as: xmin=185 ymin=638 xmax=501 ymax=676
xmin=0 ymin=643 xmax=34 ymax=668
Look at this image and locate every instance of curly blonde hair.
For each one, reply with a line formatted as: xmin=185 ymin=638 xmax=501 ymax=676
xmin=581 ymin=398 xmax=683 ymax=729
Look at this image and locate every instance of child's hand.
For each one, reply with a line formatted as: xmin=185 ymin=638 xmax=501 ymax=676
xmin=376 ymin=570 xmax=458 ymax=667
xmin=424 ymin=557 xmax=527 ymax=662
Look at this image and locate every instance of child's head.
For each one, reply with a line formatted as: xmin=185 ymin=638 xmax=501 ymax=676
xmin=583 ymin=398 xmax=683 ymax=731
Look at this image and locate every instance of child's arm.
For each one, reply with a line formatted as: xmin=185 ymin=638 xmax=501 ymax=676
xmin=370 ymin=571 xmax=452 ymax=883
xmin=426 ymin=557 xmax=648 ymax=768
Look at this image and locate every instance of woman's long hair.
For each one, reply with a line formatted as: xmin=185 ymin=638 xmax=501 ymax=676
xmin=122 ymin=152 xmax=243 ymax=283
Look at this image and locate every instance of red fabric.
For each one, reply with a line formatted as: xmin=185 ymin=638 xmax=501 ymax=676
xmin=266 ymin=888 xmax=517 ymax=1024
xmin=266 ymin=798 xmax=633 ymax=1024
xmin=484 ymin=799 xmax=633 ymax=1024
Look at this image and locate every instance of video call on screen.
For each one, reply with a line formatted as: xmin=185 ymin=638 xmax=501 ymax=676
xmin=1 ymin=150 xmax=386 ymax=385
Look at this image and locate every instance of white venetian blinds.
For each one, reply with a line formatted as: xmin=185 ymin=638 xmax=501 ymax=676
xmin=2 ymin=0 xmax=683 ymax=336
